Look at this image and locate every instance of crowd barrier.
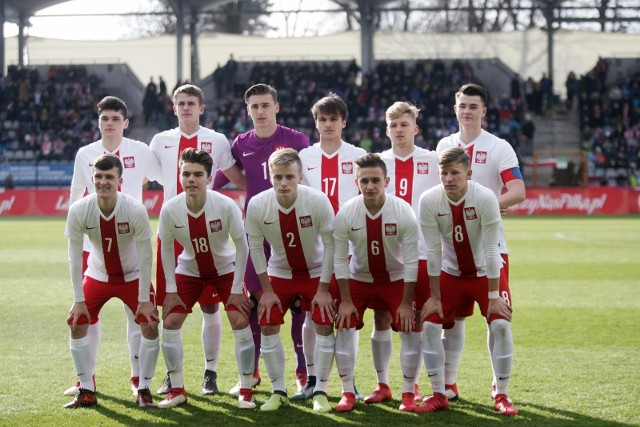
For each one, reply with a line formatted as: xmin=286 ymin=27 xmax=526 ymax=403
xmin=0 ymin=188 xmax=638 ymax=216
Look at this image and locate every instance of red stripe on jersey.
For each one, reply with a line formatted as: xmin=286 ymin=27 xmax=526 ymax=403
xmin=177 ymin=135 xmax=198 ymax=194
xmin=450 ymin=201 xmax=477 ymax=276
xmin=188 ymin=213 xmax=219 ymax=278
xmin=100 ymin=216 xmax=125 ymax=283
xmin=321 ymin=155 xmax=340 ymax=214
xmin=366 ymin=215 xmax=390 ymax=282
xmin=279 ymin=209 xmax=310 ymax=280
xmin=464 ymin=144 xmax=474 ymax=170
xmin=395 ymin=157 xmax=414 ymax=204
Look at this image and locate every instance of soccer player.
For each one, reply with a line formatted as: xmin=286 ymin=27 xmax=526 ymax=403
xmin=64 ymin=154 xmax=159 ymax=409
xmin=244 ymin=148 xmax=335 ymax=412
xmin=150 ymin=84 xmax=245 ymax=396
xmin=376 ymin=101 xmax=440 ymax=406
xmin=156 ymin=148 xmax=254 ymax=409
xmin=295 ymin=93 xmax=365 ymax=401
xmin=333 ymin=153 xmax=421 ymax=413
xmin=418 ymin=147 xmax=518 ymax=415
xmin=65 ymin=96 xmax=161 ymax=397
xmin=436 ymin=83 xmax=525 ymax=401
xmin=214 ymin=83 xmax=310 ymax=395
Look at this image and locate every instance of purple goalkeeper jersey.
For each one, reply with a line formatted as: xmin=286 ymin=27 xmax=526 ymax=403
xmin=214 ymin=125 xmax=309 ymax=208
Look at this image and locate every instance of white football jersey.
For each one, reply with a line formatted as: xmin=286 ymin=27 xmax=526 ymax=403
xmin=419 ymin=181 xmax=501 ymax=279
xmin=437 ymin=130 xmax=521 ymax=254
xmin=381 ymin=147 xmax=440 ymax=260
xmin=66 ymin=193 xmax=153 ymax=283
xmin=150 ymin=127 xmax=235 ymax=203
xmin=299 ymin=141 xmax=365 ymax=213
xmin=70 ymin=138 xmax=161 ymax=204
xmin=334 ymin=194 xmax=419 ymax=283
xmin=158 ymin=190 xmax=244 ymax=283
xmin=245 ymin=185 xmax=334 ymax=283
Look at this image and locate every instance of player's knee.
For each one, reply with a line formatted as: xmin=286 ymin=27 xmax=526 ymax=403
xmin=227 ymin=311 xmax=249 ymax=330
xmin=261 ymin=324 xmax=280 ymax=336
xmin=200 ymin=303 xmax=219 ymax=314
xmin=140 ymin=324 xmax=159 ymax=340
xmin=315 ymin=324 xmax=333 ymax=337
xmin=373 ymin=310 xmax=392 ymax=330
xmin=490 ymin=318 xmax=511 ymax=339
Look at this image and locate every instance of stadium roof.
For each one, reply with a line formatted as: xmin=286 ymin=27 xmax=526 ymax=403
xmin=3 ymin=0 xmax=68 ymax=23
xmin=159 ymin=0 xmax=235 ymax=13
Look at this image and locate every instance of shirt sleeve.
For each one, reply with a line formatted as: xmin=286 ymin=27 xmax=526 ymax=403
xmin=158 ymin=206 xmax=177 ymax=293
xmin=317 ymin=194 xmax=335 ymax=284
xmin=68 ymin=238 xmax=85 ymax=302
xmin=245 ymin=199 xmax=268 ymax=275
xmin=333 ymin=209 xmax=351 ymax=280
xmin=400 ymin=202 xmax=419 ymax=282
xmin=136 ymin=238 xmax=153 ymax=302
xmin=419 ymin=191 xmax=443 ymax=277
xmin=140 ymin=142 xmax=162 ymax=184
xmin=227 ymin=200 xmax=248 ymax=294
xmin=479 ymin=190 xmax=502 ymax=279
xmin=69 ymin=151 xmax=87 ymax=205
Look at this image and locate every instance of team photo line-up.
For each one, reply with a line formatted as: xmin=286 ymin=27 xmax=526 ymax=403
xmin=64 ymin=81 xmax=523 ymax=417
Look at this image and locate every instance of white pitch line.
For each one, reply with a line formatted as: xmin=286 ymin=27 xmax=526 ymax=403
xmin=554 ymin=232 xmax=640 ymax=248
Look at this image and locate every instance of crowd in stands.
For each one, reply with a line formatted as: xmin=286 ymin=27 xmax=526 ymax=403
xmin=575 ymin=57 xmax=640 ymax=186
xmin=0 ymin=65 xmax=105 ymax=163
xmin=4 ymin=57 xmax=639 ymax=187
xmin=203 ymin=59 xmax=526 ymax=157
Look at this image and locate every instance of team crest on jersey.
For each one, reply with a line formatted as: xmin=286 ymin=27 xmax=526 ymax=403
xmin=299 ymin=215 xmax=313 ymax=228
xmin=209 ymin=219 xmax=222 ymax=233
xmin=123 ymin=156 xmax=135 ymax=169
xmin=342 ymin=162 xmax=354 ymax=174
xmin=475 ymin=151 xmax=488 ymax=164
xmin=201 ymin=142 xmax=212 ymax=153
xmin=417 ymin=162 xmax=429 ymax=174
xmin=464 ymin=207 xmax=478 ymax=220
xmin=384 ymin=223 xmax=397 ymax=236
xmin=117 ymin=222 xmax=131 ymax=234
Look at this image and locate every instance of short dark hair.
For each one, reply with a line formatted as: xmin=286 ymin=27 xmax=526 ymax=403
xmin=244 ymin=83 xmax=278 ymax=104
xmin=97 ymin=96 xmax=128 ymax=118
xmin=173 ymin=84 xmax=205 ymax=105
xmin=311 ymin=93 xmax=348 ymax=121
xmin=355 ymin=153 xmax=387 ymax=177
xmin=455 ymin=83 xmax=488 ymax=106
xmin=180 ymin=148 xmax=213 ymax=177
xmin=438 ymin=147 xmax=470 ymax=170
xmin=93 ymin=153 xmax=123 ymax=177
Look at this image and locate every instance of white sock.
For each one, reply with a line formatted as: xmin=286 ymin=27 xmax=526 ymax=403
xmin=490 ymin=319 xmax=513 ymax=396
xmin=162 ymin=328 xmax=184 ymax=388
xmin=233 ymin=327 xmax=255 ymax=389
xmin=87 ymin=320 xmax=101 ymax=375
xmin=487 ymin=322 xmax=496 ymax=383
xmin=371 ymin=328 xmax=392 ymax=385
xmin=69 ymin=335 xmax=94 ymax=391
xmin=261 ymin=333 xmax=286 ymax=393
xmin=124 ymin=305 xmax=141 ymax=378
xmin=314 ymin=333 xmax=335 ymax=394
xmin=423 ymin=322 xmax=445 ymax=395
xmin=302 ymin=312 xmax=316 ymax=377
xmin=202 ymin=310 xmax=222 ymax=372
xmin=400 ymin=332 xmax=421 ymax=393
xmin=443 ymin=320 xmax=465 ymax=385
xmin=415 ymin=331 xmax=423 ymax=386
xmin=334 ymin=328 xmax=356 ymax=393
xmin=138 ymin=336 xmax=160 ymax=390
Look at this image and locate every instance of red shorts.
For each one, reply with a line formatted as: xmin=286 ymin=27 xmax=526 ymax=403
xmin=259 ymin=276 xmax=334 ymax=327
xmin=69 ymin=276 xmax=156 ymax=325
xmin=427 ymin=269 xmax=511 ymax=327
xmin=155 ymin=236 xmax=221 ymax=306
xmin=453 ymin=253 xmax=509 ymax=319
xmin=170 ymin=273 xmax=243 ymax=314
xmin=337 ymin=278 xmax=409 ymax=331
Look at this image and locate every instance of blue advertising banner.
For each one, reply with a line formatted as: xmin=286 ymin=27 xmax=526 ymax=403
xmin=0 ymin=162 xmax=74 ymax=186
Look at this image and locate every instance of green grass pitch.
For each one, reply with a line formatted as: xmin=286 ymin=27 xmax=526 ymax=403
xmin=0 ymin=216 xmax=638 ymax=426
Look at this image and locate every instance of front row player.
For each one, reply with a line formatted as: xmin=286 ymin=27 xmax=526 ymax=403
xmin=64 ymin=154 xmax=160 ymax=408
xmin=418 ymin=147 xmax=518 ymax=415
xmin=245 ymin=148 xmax=337 ymax=412
xmin=157 ymin=148 xmax=255 ymax=409
xmin=333 ymin=153 xmax=422 ymax=412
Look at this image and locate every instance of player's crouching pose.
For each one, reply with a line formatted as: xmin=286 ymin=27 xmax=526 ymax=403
xmin=64 ymin=154 xmax=159 ymax=409
xmin=418 ymin=147 xmax=518 ymax=415
xmin=244 ymin=148 xmax=337 ymax=412
xmin=333 ymin=153 xmax=422 ymax=413
xmin=157 ymin=148 xmax=255 ymax=409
